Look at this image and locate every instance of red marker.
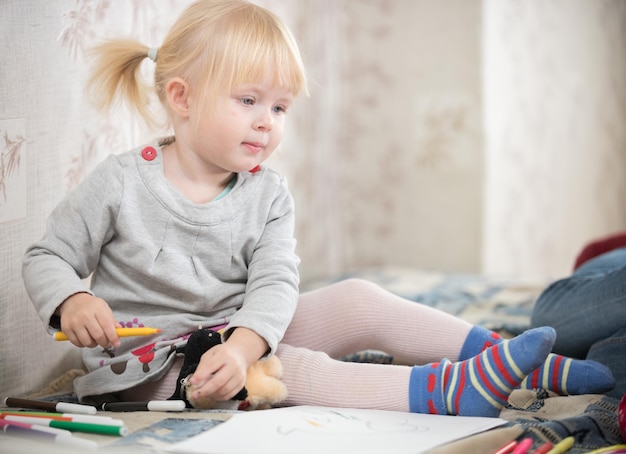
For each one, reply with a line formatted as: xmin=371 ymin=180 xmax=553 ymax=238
xmin=533 ymin=442 xmax=554 ymax=454
xmin=493 ymin=440 xmax=517 ymax=454
xmin=511 ymin=438 xmax=533 ymax=454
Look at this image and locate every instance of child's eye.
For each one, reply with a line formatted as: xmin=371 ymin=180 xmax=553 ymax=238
xmin=240 ymin=97 xmax=255 ymax=106
xmin=273 ymin=105 xmax=287 ymax=114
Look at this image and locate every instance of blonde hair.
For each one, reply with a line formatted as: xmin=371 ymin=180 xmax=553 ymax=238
xmin=87 ymin=0 xmax=309 ymax=128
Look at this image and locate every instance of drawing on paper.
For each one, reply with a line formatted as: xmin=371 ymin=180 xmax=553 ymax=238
xmin=276 ymin=408 xmax=429 ymax=436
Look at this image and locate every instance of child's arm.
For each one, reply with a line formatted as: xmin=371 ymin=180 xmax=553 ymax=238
xmin=23 ymin=155 xmax=123 ymax=335
xmin=56 ymin=292 xmax=121 ymax=349
xmin=187 ymin=327 xmax=268 ymax=402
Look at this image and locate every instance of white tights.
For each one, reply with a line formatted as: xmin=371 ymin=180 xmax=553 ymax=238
xmin=122 ymin=279 xmax=474 ymax=410
xmin=276 ymin=279 xmax=473 ymax=411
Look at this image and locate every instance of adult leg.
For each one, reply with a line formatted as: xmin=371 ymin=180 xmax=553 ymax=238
xmin=586 ymin=328 xmax=626 ymax=399
xmin=530 ymin=247 xmax=626 ymax=359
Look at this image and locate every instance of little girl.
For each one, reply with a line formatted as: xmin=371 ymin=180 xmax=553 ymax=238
xmin=22 ymin=0 xmax=614 ymax=417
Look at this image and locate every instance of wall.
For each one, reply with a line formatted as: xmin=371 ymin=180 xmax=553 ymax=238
xmin=3 ymin=0 xmax=623 ymax=398
xmin=0 ymin=0 xmax=483 ymax=397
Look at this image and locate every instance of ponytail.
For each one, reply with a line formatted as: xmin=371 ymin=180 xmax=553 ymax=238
xmin=86 ymin=39 xmax=159 ymax=128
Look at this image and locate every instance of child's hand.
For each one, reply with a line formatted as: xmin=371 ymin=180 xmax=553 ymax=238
xmin=57 ymin=292 xmax=121 ymax=349
xmin=188 ymin=342 xmax=248 ymax=402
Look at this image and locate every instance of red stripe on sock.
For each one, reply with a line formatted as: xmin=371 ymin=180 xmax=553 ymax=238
xmin=476 ymin=353 xmax=509 ymax=403
xmin=491 ymin=345 xmax=518 ymax=387
xmin=552 ymin=356 xmax=563 ymax=393
xmin=531 ymin=368 xmax=540 ymax=389
xmin=428 ymin=399 xmax=437 ymax=414
xmin=454 ymin=364 xmax=466 ymax=414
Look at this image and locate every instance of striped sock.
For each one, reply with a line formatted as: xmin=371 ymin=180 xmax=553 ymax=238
xmin=460 ymin=325 xmax=615 ymax=395
xmin=520 ymin=353 xmax=615 ymax=395
xmin=409 ymin=327 xmax=555 ymax=416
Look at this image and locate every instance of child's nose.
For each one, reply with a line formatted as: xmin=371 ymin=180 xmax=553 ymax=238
xmin=253 ymin=110 xmax=274 ymax=131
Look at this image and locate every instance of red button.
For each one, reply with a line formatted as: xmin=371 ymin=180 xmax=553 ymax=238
xmin=141 ymin=146 xmax=157 ymax=161
xmin=249 ymin=165 xmax=261 ymax=173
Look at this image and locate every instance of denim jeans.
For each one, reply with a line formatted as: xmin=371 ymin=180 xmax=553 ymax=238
xmin=530 ymin=247 xmax=626 ymax=398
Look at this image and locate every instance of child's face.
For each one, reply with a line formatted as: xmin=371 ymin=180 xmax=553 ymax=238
xmin=190 ymin=72 xmax=294 ymax=174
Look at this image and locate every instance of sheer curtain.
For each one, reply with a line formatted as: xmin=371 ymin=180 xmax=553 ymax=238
xmin=482 ymin=0 xmax=626 ymax=278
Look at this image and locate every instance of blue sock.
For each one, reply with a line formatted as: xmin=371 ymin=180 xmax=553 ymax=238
xmin=409 ymin=327 xmax=555 ymax=416
xmin=459 ymin=326 xmax=615 ymax=395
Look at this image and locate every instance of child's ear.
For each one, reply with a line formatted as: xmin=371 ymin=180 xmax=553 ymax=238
xmin=166 ymin=77 xmax=190 ymax=118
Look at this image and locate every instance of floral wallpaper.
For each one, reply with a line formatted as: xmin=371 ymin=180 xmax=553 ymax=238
xmin=1 ymin=0 xmax=625 ymax=398
xmin=0 ymin=119 xmax=26 ymax=223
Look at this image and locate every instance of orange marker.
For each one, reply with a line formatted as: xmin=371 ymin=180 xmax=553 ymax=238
xmin=54 ymin=327 xmax=161 ymax=341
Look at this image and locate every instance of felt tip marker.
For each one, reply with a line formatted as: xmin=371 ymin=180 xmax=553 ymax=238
xmin=2 ymin=397 xmax=97 ymax=415
xmin=493 ymin=440 xmax=517 ymax=454
xmin=587 ymin=446 xmax=626 ymax=454
xmin=54 ymin=327 xmax=162 ymax=341
xmin=546 ymin=436 xmax=575 ymax=454
xmin=533 ymin=442 xmax=555 ymax=454
xmin=0 ymin=410 xmax=124 ymax=425
xmin=100 ymin=400 xmax=186 ymax=412
xmin=0 ymin=418 xmax=71 ymax=437
xmin=4 ymin=415 xmax=129 ymax=436
xmin=0 ymin=419 xmax=98 ymax=450
xmin=511 ymin=438 xmax=533 ymax=454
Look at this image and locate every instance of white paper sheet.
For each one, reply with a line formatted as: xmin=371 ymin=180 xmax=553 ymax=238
xmin=166 ymin=406 xmax=506 ymax=453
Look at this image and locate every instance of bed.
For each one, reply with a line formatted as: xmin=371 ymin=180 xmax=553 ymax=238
xmin=1 ymin=267 xmax=623 ymax=453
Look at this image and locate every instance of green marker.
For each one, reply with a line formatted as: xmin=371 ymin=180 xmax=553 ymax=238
xmin=3 ymin=415 xmax=129 ymax=436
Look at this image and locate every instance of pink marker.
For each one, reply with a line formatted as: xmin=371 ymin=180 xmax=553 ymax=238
xmin=511 ymin=438 xmax=534 ymax=454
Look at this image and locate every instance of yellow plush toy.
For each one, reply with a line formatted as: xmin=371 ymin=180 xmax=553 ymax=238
xmin=170 ymin=328 xmax=287 ymax=411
